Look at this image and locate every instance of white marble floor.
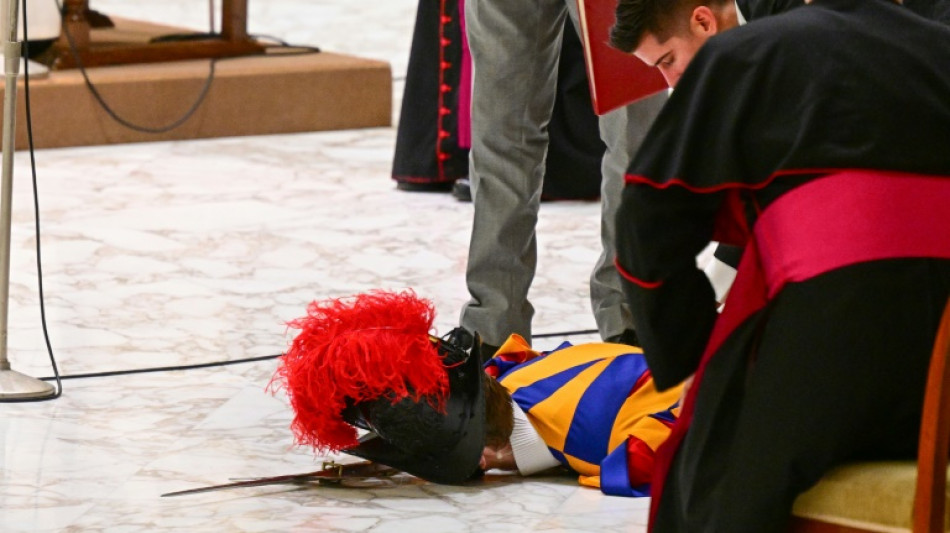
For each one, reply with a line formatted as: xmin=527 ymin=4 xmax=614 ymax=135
xmin=0 ymin=1 xmax=653 ymax=531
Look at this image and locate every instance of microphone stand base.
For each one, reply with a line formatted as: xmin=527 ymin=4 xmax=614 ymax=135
xmin=0 ymin=367 xmax=55 ymax=399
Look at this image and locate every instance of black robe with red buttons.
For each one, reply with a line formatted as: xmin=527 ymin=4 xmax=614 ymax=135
xmin=391 ymin=0 xmax=605 ymax=200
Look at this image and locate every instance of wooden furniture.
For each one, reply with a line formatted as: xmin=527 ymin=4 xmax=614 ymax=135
xmin=790 ymin=298 xmax=950 ymax=532
xmin=48 ymin=0 xmax=264 ymax=69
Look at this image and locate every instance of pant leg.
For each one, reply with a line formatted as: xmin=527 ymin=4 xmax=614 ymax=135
xmin=460 ymin=0 xmax=567 ymax=346
xmin=590 ymin=92 xmax=666 ymax=340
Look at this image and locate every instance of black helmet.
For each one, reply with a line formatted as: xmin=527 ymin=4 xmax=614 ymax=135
xmin=341 ymin=334 xmax=485 ymax=484
xmin=272 ymin=290 xmax=485 ymax=485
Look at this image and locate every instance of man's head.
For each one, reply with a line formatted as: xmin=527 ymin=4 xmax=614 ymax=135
xmin=481 ymin=375 xmax=516 ymax=471
xmin=611 ymin=0 xmax=740 ymax=87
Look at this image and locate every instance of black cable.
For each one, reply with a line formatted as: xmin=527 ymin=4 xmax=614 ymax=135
xmin=151 ymin=32 xmax=321 ymax=55
xmin=53 ymin=0 xmax=323 ymax=135
xmin=58 ymin=33 xmax=324 ymax=134
xmin=38 ymin=353 xmax=283 ymax=382
xmin=48 ymin=0 xmax=215 ymax=134
xmin=149 ymin=32 xmax=221 ymax=43
xmin=534 ymin=328 xmax=598 ymax=338
xmin=32 ymin=328 xmax=601 ymax=383
xmin=60 ymin=21 xmax=218 ymax=134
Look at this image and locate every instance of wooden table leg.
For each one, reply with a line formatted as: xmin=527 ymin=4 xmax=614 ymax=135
xmin=222 ymin=0 xmax=249 ymax=42
xmin=58 ymin=0 xmax=91 ymax=51
xmin=47 ymin=0 xmax=265 ymax=70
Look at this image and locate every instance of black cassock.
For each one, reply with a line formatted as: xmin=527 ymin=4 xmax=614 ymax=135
xmin=614 ymin=0 xmax=950 ymax=531
xmin=391 ymin=0 xmax=605 ymax=201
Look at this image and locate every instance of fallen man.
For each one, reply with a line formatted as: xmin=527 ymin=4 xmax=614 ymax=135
xmin=268 ymin=289 xmax=682 ymax=497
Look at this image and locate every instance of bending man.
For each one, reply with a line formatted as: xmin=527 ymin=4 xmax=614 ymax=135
xmin=272 ymin=290 xmax=681 ymax=496
xmin=610 ymin=0 xmax=950 ymax=531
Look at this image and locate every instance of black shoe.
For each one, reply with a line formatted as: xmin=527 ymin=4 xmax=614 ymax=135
xmin=443 ymin=326 xmax=475 ymax=352
xmin=452 ymin=178 xmax=472 ymax=202
xmin=442 ymin=326 xmax=500 ymax=363
xmin=396 ymin=181 xmax=454 ymax=193
xmin=606 ymin=329 xmax=641 ymax=347
xmin=477 ymin=341 xmax=501 ymax=362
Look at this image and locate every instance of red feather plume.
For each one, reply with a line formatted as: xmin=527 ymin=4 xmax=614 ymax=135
xmin=270 ymin=290 xmax=448 ymax=452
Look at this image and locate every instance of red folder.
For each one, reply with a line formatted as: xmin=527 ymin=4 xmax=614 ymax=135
xmin=576 ymin=0 xmax=669 ymax=115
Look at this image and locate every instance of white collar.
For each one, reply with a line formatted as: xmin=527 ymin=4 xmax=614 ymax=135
xmin=508 ymin=402 xmax=561 ymax=475
xmin=736 ymin=0 xmax=749 ymax=25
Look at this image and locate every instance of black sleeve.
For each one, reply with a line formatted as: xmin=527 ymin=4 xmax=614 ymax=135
xmin=737 ymin=0 xmax=805 ymax=20
xmin=902 ymin=0 xmax=950 ymax=23
xmin=933 ymin=0 xmax=950 ymax=25
xmin=615 ymin=183 xmax=723 ymax=390
xmin=713 ymin=243 xmax=743 ymax=269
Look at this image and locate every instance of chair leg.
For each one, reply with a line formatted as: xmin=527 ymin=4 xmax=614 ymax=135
xmin=58 ymin=0 xmax=91 ymax=50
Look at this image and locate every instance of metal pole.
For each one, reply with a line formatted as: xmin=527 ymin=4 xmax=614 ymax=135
xmin=0 ymin=0 xmax=53 ymax=399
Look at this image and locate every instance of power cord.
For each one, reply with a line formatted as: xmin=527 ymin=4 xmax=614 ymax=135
xmin=33 ymin=328 xmax=601 ymax=383
xmin=38 ymin=353 xmax=283 ymax=382
xmin=534 ymin=328 xmax=597 ymax=338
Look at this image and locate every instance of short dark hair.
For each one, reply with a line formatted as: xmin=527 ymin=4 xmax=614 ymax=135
xmin=610 ymin=0 xmax=726 ymax=53
xmin=484 ymin=375 xmax=514 ymax=448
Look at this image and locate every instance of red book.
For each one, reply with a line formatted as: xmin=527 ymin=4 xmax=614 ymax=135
xmin=576 ymin=0 xmax=669 ymax=115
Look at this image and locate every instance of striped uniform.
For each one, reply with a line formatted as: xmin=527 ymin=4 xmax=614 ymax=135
xmin=486 ymin=335 xmax=681 ymax=496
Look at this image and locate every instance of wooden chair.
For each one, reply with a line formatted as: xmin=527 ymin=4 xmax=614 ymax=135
xmin=790 ymin=298 xmax=950 ymax=533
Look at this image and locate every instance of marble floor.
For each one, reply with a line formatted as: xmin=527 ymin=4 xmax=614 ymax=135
xmin=0 ymin=0 xmax=656 ymax=531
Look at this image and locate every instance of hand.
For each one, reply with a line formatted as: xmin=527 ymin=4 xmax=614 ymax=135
xmin=479 ymin=442 xmax=516 ymax=471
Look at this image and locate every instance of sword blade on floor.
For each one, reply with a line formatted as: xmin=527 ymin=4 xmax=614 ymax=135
xmin=161 ymin=460 xmax=400 ymax=497
xmin=0 ymin=0 xmax=55 ymax=399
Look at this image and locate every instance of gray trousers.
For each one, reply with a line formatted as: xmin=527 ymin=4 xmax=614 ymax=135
xmin=460 ymin=0 xmax=666 ymax=346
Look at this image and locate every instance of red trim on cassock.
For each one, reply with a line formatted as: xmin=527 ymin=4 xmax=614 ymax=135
xmin=435 ymin=0 xmax=452 ymax=180
xmin=623 ymin=172 xmax=779 ymax=192
xmin=647 ymin=170 xmax=950 ymax=530
xmin=393 ymin=175 xmax=456 ymax=184
xmin=615 ymin=258 xmax=663 ymax=289
xmin=711 ymin=189 xmax=752 ymax=247
xmin=623 ymin=166 xmax=897 ymax=193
